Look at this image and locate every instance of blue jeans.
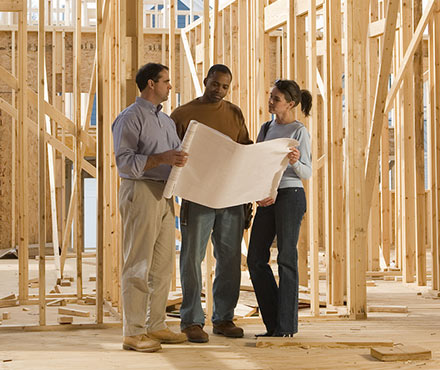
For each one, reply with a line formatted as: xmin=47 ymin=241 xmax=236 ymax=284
xmin=179 ymin=200 xmax=244 ymax=329
xmin=247 ymin=187 xmax=306 ymax=335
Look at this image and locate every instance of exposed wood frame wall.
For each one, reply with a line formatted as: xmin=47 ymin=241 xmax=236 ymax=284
xmin=0 ymin=0 xmax=439 ymax=330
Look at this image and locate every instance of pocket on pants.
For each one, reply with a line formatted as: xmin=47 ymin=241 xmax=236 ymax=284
xmin=120 ymin=179 xmax=136 ymax=205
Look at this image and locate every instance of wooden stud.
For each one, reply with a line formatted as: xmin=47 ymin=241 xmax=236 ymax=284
xmin=17 ymin=0 xmax=29 ymax=305
xmin=345 ymin=0 xmax=369 ymax=319
xmin=329 ymin=0 xmax=345 ymax=305
xmin=433 ymin=1 xmax=440 ymax=290
xmin=96 ymin=0 xmax=105 ymax=325
xmin=38 ymin=0 xmax=47 ymax=327
xmin=413 ymin=0 xmax=426 ymax=286
xmin=169 ymin=0 xmax=176 ymax=112
xmin=307 ymin=0 xmax=320 ymax=317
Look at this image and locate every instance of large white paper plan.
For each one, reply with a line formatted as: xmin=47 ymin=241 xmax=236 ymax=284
xmin=163 ymin=120 xmax=298 ymax=209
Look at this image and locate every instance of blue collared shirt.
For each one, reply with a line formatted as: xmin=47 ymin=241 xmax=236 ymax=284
xmin=112 ymin=97 xmax=181 ymax=181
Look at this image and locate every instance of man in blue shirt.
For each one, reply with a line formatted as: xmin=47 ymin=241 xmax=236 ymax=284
xmin=112 ymin=63 xmax=188 ymax=352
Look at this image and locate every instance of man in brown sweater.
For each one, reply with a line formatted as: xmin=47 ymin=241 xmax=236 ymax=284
xmin=171 ymin=64 xmax=252 ymax=343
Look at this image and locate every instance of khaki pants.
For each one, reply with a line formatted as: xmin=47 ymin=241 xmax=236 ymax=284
xmin=119 ymin=178 xmax=175 ymax=337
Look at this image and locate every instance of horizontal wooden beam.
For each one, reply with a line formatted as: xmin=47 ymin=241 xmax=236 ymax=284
xmin=264 ymin=0 xmax=288 ymax=32
xmin=0 ymin=0 xmax=23 ymax=12
xmin=264 ymin=0 xmax=324 ymax=32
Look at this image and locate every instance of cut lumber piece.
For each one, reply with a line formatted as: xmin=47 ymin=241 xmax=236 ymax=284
xmin=325 ymin=309 xmax=339 ymax=314
xmin=0 ymin=300 xmax=19 ymax=308
xmin=84 ymin=297 xmax=96 ymax=305
xmin=299 ymin=293 xmax=326 ymax=307
xmin=89 ymin=275 xmax=96 ymax=282
xmin=240 ymin=285 xmax=254 ymax=292
xmin=366 ymin=270 xmax=401 ymax=277
xmin=256 ymin=336 xmax=394 ymax=348
xmin=2 ymin=312 xmax=10 ymax=320
xmin=234 ymin=303 xmax=258 ymax=318
xmin=50 ymin=285 xmax=62 ymax=294
xmin=58 ymin=308 xmax=90 ymax=317
xmin=47 ymin=299 xmax=66 ymax=307
xmin=0 ymin=294 xmax=17 ymax=301
xmin=371 ymin=345 xmax=432 ymax=361
xmin=368 ymin=305 xmax=408 ymax=313
xmin=28 ymin=278 xmax=39 ymax=284
xmin=384 ymin=276 xmax=395 ymax=281
xmin=167 ymin=292 xmax=183 ymax=308
xmin=57 ymin=316 xmax=74 ymax=324
xmin=60 ymin=279 xmax=71 ymax=287
xmin=366 ymin=281 xmax=377 ymax=287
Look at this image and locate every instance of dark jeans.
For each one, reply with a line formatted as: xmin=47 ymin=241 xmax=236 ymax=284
xmin=247 ymin=187 xmax=306 ymax=335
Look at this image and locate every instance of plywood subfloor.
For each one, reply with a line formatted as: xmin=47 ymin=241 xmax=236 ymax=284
xmin=1 ymin=260 xmax=440 ymax=369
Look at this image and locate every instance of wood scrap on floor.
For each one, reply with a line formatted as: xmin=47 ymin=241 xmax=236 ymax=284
xmin=167 ymin=292 xmax=183 ymax=308
xmin=0 ymin=299 xmax=19 ymax=308
xmin=299 ymin=292 xmax=327 ymax=307
xmin=256 ymin=336 xmax=394 ymax=348
xmin=57 ymin=316 xmax=73 ymax=324
xmin=58 ymin=307 xmax=90 ymax=317
xmin=233 ymin=303 xmax=257 ymax=318
xmin=59 ymin=279 xmax=71 ymax=287
xmin=0 ymin=294 xmax=16 ymax=301
xmin=368 ymin=305 xmax=408 ymax=313
xmin=371 ymin=345 xmax=431 ymax=361
xmin=47 ymin=298 xmax=66 ymax=307
xmin=50 ymin=285 xmax=62 ymax=294
xmin=84 ymin=296 xmax=96 ymax=305
xmin=2 ymin=312 xmax=10 ymax=320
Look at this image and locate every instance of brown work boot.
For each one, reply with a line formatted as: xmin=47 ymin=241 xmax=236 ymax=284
xmin=182 ymin=325 xmax=209 ymax=343
xmin=212 ymin=321 xmax=244 ymax=338
xmin=122 ymin=334 xmax=162 ymax=352
xmin=147 ymin=328 xmax=187 ymax=344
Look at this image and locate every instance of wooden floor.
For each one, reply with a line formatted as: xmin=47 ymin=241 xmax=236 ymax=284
xmin=1 ymin=258 xmax=440 ymax=369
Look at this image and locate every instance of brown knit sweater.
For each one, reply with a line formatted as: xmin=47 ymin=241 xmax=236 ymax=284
xmin=170 ymin=98 xmax=252 ymax=144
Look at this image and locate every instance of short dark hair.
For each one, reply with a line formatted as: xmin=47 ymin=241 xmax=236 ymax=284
xmin=206 ymin=64 xmax=232 ymax=79
xmin=136 ymin=63 xmax=169 ymax=92
xmin=274 ymin=79 xmax=313 ymax=117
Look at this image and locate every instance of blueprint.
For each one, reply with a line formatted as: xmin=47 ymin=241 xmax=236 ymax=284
xmin=163 ymin=120 xmax=298 ymax=209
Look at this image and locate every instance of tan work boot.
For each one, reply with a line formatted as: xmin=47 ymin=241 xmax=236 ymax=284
xmin=147 ymin=328 xmax=187 ymax=344
xmin=182 ymin=325 xmax=209 ymax=343
xmin=122 ymin=334 xmax=162 ymax=352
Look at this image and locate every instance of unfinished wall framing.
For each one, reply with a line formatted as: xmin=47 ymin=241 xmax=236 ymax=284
xmin=0 ymin=0 xmax=439 ymax=329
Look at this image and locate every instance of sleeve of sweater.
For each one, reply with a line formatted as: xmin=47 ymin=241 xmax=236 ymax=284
xmin=291 ymin=125 xmax=312 ymax=180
